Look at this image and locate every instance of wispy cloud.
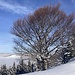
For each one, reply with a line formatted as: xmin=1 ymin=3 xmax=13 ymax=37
xmin=71 ymin=0 xmax=75 ymax=6
xmin=72 ymin=0 xmax=75 ymax=3
xmin=0 ymin=0 xmax=33 ymax=15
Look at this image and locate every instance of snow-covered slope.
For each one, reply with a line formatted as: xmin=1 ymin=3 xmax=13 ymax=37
xmin=21 ymin=58 xmax=75 ymax=75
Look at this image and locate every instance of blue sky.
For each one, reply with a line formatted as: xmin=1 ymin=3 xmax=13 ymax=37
xmin=0 ymin=0 xmax=75 ymax=53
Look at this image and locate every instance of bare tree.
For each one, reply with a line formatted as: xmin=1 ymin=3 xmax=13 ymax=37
xmin=11 ymin=3 xmax=75 ymax=70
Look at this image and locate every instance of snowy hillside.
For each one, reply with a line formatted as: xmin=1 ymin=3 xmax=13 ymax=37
xmin=21 ymin=58 xmax=75 ymax=75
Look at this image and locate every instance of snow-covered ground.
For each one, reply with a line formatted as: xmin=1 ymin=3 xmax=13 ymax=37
xmin=0 ymin=53 xmax=30 ymax=68
xmin=0 ymin=54 xmax=20 ymax=67
xmin=21 ymin=58 xmax=75 ymax=75
xmin=1 ymin=53 xmax=75 ymax=75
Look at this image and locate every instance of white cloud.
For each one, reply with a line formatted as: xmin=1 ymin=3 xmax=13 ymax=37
xmin=0 ymin=0 xmax=33 ymax=15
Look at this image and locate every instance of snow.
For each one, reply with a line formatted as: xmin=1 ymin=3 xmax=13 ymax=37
xmin=1 ymin=53 xmax=75 ymax=75
xmin=0 ymin=54 xmax=20 ymax=68
xmin=0 ymin=54 xmax=29 ymax=68
xmin=6 ymin=54 xmax=20 ymax=58
xmin=21 ymin=58 xmax=75 ymax=75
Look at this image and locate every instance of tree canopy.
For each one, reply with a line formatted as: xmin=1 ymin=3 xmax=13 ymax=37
xmin=11 ymin=3 xmax=75 ymax=70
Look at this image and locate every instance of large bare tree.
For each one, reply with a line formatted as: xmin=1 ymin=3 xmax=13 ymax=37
xmin=11 ymin=4 xmax=75 ymax=70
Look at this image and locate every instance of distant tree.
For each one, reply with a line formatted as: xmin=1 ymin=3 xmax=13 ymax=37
xmin=16 ymin=59 xmax=28 ymax=74
xmin=0 ymin=64 xmax=8 ymax=75
xmin=11 ymin=62 xmax=17 ymax=75
xmin=11 ymin=3 xmax=75 ymax=70
xmin=61 ymin=41 xmax=74 ymax=64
